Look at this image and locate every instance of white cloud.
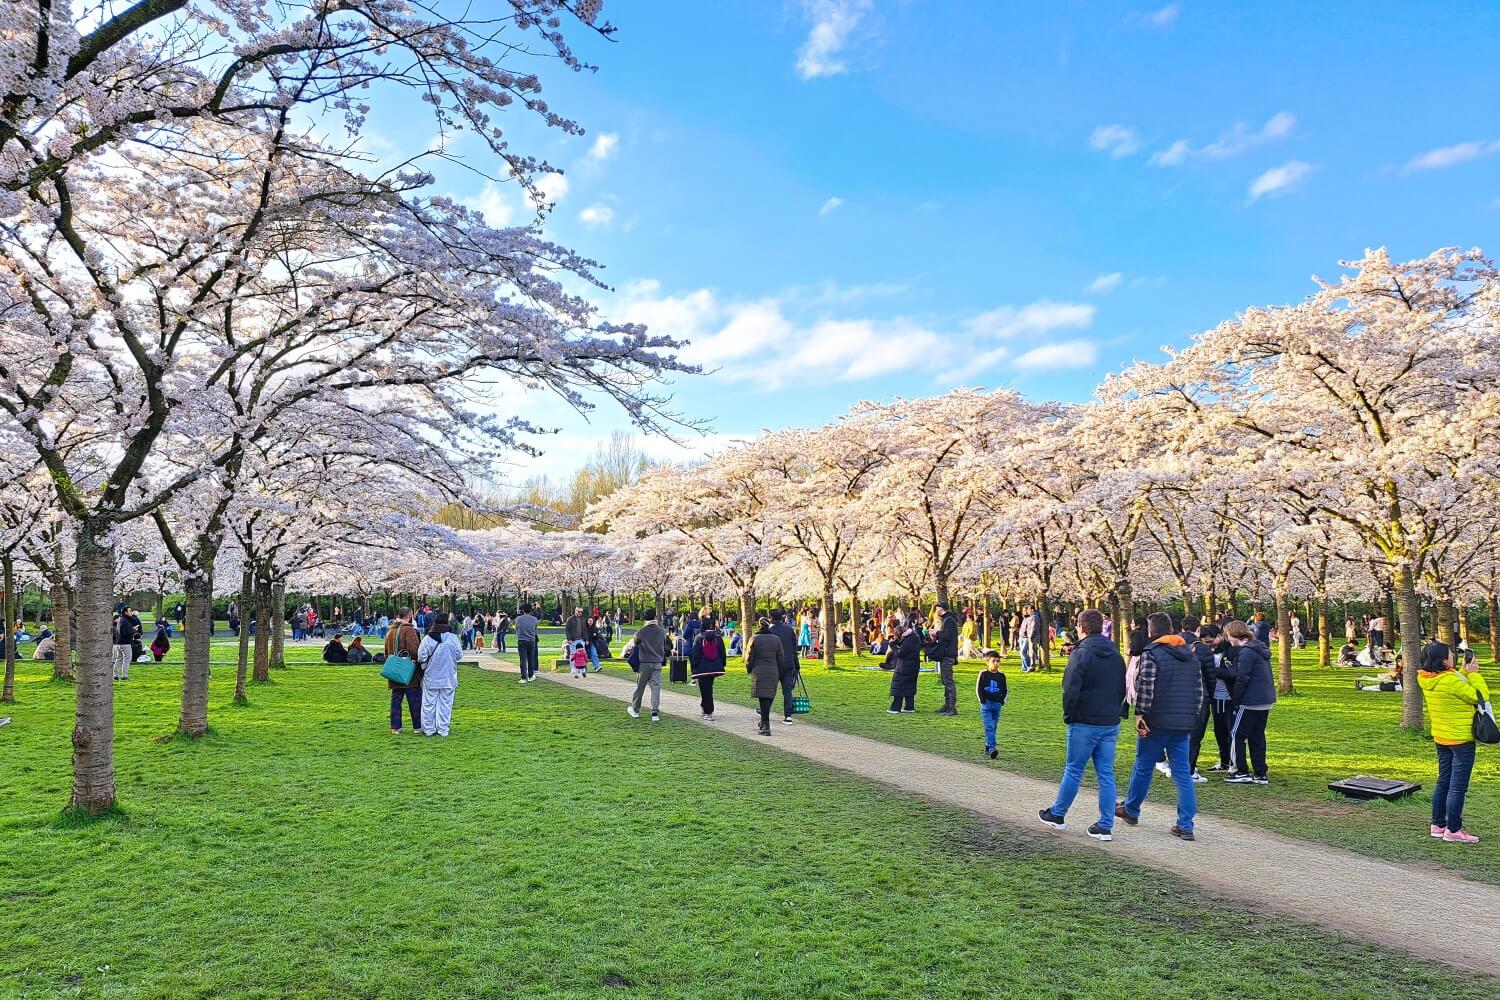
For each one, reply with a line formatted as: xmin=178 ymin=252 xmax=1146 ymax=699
xmin=965 ymin=300 xmax=1096 ymax=340
xmin=587 ymin=132 xmax=619 ymax=161
xmin=796 ymin=0 xmax=871 ymax=80
xmin=1090 ymin=124 xmax=1142 ymax=159
xmin=818 ymin=196 xmax=845 ymax=216
xmin=615 ymin=282 xmax=1095 ymax=388
xmin=463 ymin=181 xmax=514 ymax=227
xmin=1012 ymin=339 xmax=1100 ymax=372
xmin=1087 ymin=272 xmax=1124 ymax=294
xmin=1150 ymin=111 xmax=1295 ymax=166
xmin=1248 ymin=160 xmax=1314 ymax=201
xmin=530 ymin=172 xmax=569 ymax=208
xmin=579 ymin=204 xmax=615 ymax=227
xmin=1403 ymin=139 xmax=1500 ymax=172
xmin=1137 ymin=3 xmax=1180 ymax=27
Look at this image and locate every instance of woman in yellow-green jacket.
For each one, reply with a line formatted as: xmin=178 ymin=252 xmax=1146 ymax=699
xmin=1418 ymin=642 xmax=1489 ymax=844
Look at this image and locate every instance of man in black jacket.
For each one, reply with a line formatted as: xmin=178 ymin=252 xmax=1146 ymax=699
xmin=1117 ymin=613 xmax=1205 ymax=841
xmin=769 ymin=610 xmax=801 ymax=725
xmin=1039 ymin=609 xmax=1126 ymax=841
xmin=928 ymin=602 xmax=959 ymax=715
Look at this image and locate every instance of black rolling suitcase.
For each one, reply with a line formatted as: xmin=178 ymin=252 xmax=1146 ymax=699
xmin=669 ymin=655 xmax=689 ymax=683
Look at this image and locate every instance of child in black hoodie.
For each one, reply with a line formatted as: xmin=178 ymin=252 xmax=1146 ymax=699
xmin=977 ymin=651 xmax=1009 ymax=759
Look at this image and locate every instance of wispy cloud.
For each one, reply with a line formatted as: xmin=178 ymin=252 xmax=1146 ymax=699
xmin=1402 ymin=139 xmax=1500 ymax=172
xmin=796 ymin=0 xmax=871 ymax=80
xmin=579 ymin=204 xmax=615 ymax=227
xmin=463 ymin=181 xmax=514 ymax=227
xmin=1150 ymin=112 xmax=1295 ymax=166
xmin=587 ymin=132 xmax=619 ymax=161
xmin=1090 ymin=124 xmax=1142 ymax=159
xmin=965 ymin=300 xmax=1096 ymax=340
xmin=1087 ymin=272 xmax=1124 ymax=294
xmin=1132 ymin=3 xmax=1181 ymax=27
xmin=1013 ymin=339 xmax=1100 ymax=372
xmin=1248 ymin=160 xmax=1313 ymax=201
xmin=818 ymin=196 xmax=845 ymax=216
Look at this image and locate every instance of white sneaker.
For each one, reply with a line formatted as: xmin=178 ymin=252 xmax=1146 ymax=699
xmin=627 ymin=706 xmax=639 ymax=718
xmin=1155 ymin=761 xmax=1171 ymax=777
xmin=782 ymin=717 xmax=793 ymax=725
xmin=650 ymin=713 xmax=660 ymax=723
xmin=1191 ymin=771 xmax=1207 ymax=784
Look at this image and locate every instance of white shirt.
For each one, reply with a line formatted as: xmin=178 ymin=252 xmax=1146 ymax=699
xmin=418 ymin=632 xmax=462 ymax=688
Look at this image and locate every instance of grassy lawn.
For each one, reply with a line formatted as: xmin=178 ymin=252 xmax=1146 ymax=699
xmin=1 ymin=652 xmax=1495 ymax=998
xmin=578 ymin=642 xmax=1500 ymax=884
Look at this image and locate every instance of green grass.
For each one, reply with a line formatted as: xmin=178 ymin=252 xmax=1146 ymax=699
xmin=2 ymin=652 xmax=1496 ymax=998
xmin=575 ymin=643 xmax=1500 ymax=884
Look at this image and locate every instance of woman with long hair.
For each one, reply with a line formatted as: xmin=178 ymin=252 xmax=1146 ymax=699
xmin=1419 ymin=641 xmax=1488 ymax=843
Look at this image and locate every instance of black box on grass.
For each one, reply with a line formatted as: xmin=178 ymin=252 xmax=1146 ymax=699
xmin=1328 ymin=775 xmax=1421 ymax=801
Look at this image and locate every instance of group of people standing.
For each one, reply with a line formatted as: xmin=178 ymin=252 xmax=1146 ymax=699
xmin=382 ymin=608 xmax=462 ymax=737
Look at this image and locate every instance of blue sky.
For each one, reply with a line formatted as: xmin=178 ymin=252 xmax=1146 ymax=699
xmin=408 ymin=1 xmax=1500 ymax=481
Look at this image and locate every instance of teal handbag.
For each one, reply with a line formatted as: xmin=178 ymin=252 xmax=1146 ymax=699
xmin=792 ymin=674 xmax=812 ymax=715
xmin=381 ymin=653 xmax=416 ymax=686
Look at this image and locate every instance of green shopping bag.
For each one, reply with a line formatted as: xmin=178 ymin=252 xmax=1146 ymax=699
xmin=792 ymin=674 xmax=812 ymax=715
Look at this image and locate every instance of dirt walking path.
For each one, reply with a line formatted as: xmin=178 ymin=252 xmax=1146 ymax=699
xmin=476 ymin=654 xmax=1500 ymax=975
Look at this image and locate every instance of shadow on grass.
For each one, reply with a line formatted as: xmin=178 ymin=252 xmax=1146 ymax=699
xmin=54 ymin=802 xmax=128 ymax=829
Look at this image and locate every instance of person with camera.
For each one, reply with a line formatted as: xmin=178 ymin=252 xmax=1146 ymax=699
xmin=927 ymin=601 xmax=960 ymax=715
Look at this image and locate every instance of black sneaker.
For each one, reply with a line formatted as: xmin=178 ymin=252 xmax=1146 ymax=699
xmin=1224 ymin=773 xmax=1254 ymax=784
xmin=1170 ymin=825 xmax=1196 ymax=842
xmin=1206 ymin=763 xmax=1230 ymax=773
xmin=1114 ymin=804 xmax=1139 ymax=826
xmin=1251 ymin=775 xmax=1269 ymax=785
xmin=1038 ymin=808 xmax=1066 ymax=830
xmin=987 ymin=748 xmax=998 ymax=760
xmin=1087 ymin=823 xmax=1113 ymax=842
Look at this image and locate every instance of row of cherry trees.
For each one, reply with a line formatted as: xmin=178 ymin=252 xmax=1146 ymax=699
xmin=0 ymin=0 xmax=692 ymax=814
xmin=589 ymin=248 xmax=1500 ymax=731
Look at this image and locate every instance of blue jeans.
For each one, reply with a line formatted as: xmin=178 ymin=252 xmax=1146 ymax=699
xmin=1123 ymin=728 xmax=1196 ymax=832
xmin=1049 ymin=723 xmax=1119 ymax=829
xmin=1018 ymin=638 xmax=1033 ymax=673
xmin=292 ymin=626 xmax=303 ymax=641
xmin=588 ymin=644 xmax=601 ymax=670
xmin=1434 ymin=741 xmax=1476 ymax=832
xmin=980 ymin=702 xmax=1004 ymax=752
xmin=390 ymin=688 xmax=421 ymax=731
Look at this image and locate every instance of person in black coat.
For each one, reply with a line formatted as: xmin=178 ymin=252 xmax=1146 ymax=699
xmin=1117 ymin=613 xmax=1204 ymax=840
xmin=1222 ymin=620 xmax=1276 ymax=783
xmin=886 ymin=615 xmax=922 ymax=714
xmin=927 ymin=603 xmax=960 ymax=715
xmin=322 ymin=636 xmax=349 ymax=664
xmin=769 ymin=609 xmax=802 ymax=725
xmin=1039 ymin=610 xmax=1127 ymax=839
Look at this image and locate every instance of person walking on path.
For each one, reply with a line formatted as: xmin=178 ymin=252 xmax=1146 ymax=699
xmin=1039 ymin=610 xmax=1126 ymax=841
xmin=746 ymin=617 xmax=787 ymax=736
xmin=886 ymin=613 xmax=923 ymax=714
xmin=1419 ymin=641 xmax=1489 ymax=844
xmin=495 ymin=611 xmax=511 ymax=653
xmin=515 ymin=604 xmax=540 ymax=683
xmin=111 ymin=608 xmax=137 ymax=681
xmin=928 ymin=601 xmax=960 ymax=715
xmin=688 ymin=616 xmax=728 ymax=719
xmin=769 ymin=609 xmax=802 ymax=725
xmin=385 ymin=609 xmax=423 ymax=734
xmin=1222 ymin=620 xmax=1276 ymax=785
xmin=627 ymin=609 xmax=669 ymax=722
xmin=1017 ymin=605 xmax=1036 ymax=673
xmin=1116 ymin=612 xmax=1204 ymax=841
xmin=417 ymin=612 xmax=461 ymax=737
xmin=976 ymin=650 xmax=1008 ymax=759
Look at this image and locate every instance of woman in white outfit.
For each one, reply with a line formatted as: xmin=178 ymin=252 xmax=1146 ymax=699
xmin=418 ymin=612 xmax=462 ymax=737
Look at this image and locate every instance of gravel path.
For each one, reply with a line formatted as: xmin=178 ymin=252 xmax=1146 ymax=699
xmin=478 ymin=655 xmax=1500 ymax=974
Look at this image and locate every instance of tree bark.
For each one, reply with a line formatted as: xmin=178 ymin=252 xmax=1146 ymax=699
xmin=1036 ymin=593 xmax=1054 ymax=671
xmin=270 ymin=580 xmax=286 ymax=669
xmin=51 ymin=581 xmax=74 ymax=680
xmin=822 ymin=581 xmax=837 ymax=667
xmin=1316 ymin=593 xmax=1330 ymax=668
xmin=1436 ymin=595 xmax=1454 ymax=648
xmin=1273 ymin=577 xmax=1294 ymax=695
xmin=70 ymin=526 xmax=117 ymax=814
xmin=848 ymin=589 xmax=861 ymax=651
xmin=179 ymin=572 xmax=213 ymax=736
xmin=1394 ymin=563 xmax=1425 ymax=730
xmin=739 ymin=589 xmax=755 ymax=649
xmin=2 ymin=554 xmax=15 ymax=703
xmin=1109 ymin=590 xmax=1124 ymax=654
xmin=252 ymin=576 xmax=271 ymax=683
xmin=934 ymin=573 xmax=950 ymax=609
xmin=1489 ymin=593 xmax=1499 ymax=664
xmin=234 ymin=569 xmax=251 ymax=704
xmin=1114 ymin=581 xmax=1134 ymax=654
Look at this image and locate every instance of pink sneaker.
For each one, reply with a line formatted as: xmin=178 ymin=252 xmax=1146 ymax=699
xmin=1430 ymin=824 xmax=1446 ymax=838
xmin=1443 ymin=829 xmax=1480 ymax=844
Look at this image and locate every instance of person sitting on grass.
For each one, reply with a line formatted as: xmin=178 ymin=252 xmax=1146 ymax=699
xmin=33 ymin=633 xmax=55 ymax=660
xmin=322 ymin=635 xmax=348 ymax=664
xmin=150 ymin=622 xmax=171 ymax=662
xmin=1338 ymin=642 xmax=1360 ymax=667
xmin=976 ymin=650 xmax=1008 ymax=759
xmin=347 ymin=636 xmax=373 ymax=664
xmin=1418 ymin=641 xmax=1488 ymax=844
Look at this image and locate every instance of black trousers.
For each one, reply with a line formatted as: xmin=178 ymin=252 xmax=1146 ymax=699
xmin=757 ymin=696 xmax=774 ymax=727
xmin=938 ymin=657 xmax=957 ymax=710
xmin=1189 ymin=701 xmax=1211 ymax=772
xmin=517 ymin=639 xmax=539 ymax=679
xmin=1231 ymin=707 xmax=1271 ymax=777
xmin=890 ymin=692 xmax=914 ymax=711
xmin=1210 ymin=697 xmax=1234 ymax=768
xmin=698 ymin=674 xmax=716 ymax=715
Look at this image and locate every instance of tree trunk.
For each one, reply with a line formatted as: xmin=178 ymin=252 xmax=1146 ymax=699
xmin=1273 ymin=577 xmax=1293 ymax=695
xmin=69 ymin=526 xmax=117 ymax=814
xmin=822 ymin=581 xmax=837 ymax=667
xmin=980 ymin=584 xmax=992 ymax=649
xmin=234 ymin=569 xmax=251 ymax=704
xmin=252 ymin=576 xmax=271 ymax=683
xmin=1436 ymin=596 xmax=1454 ymax=648
xmin=51 ymin=581 xmax=74 ymax=680
xmin=270 ymin=580 xmax=287 ymax=669
xmin=2 ymin=554 xmax=15 ymax=703
xmin=934 ymin=573 xmax=950 ymax=609
xmin=1114 ymin=581 xmax=1133 ymax=654
xmin=1394 ymin=563 xmax=1425 ymax=731
xmin=739 ymin=589 xmax=755 ymax=651
xmin=1036 ymin=593 xmax=1053 ymax=671
xmin=1109 ymin=589 xmax=1124 ymax=654
xmin=1489 ymin=593 xmax=1499 ymax=664
xmin=179 ymin=572 xmax=213 ymax=736
xmin=848 ymin=590 xmax=861 ymax=651
xmin=1316 ymin=593 xmax=1330 ymax=668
